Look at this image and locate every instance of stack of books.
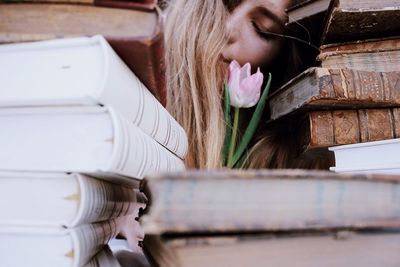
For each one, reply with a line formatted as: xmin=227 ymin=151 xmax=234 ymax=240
xmin=268 ymin=0 xmax=400 ymax=173
xmin=141 ymin=169 xmax=400 ymax=267
xmin=0 ymin=5 xmax=188 ymax=266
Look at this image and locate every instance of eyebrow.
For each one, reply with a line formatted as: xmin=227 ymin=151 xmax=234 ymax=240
xmin=254 ymin=5 xmax=286 ymax=28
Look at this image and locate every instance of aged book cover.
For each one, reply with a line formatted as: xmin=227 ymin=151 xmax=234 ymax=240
xmin=145 ymin=231 xmax=400 ymax=267
xmin=317 ymin=37 xmax=400 ymax=72
xmin=268 ymin=67 xmax=400 ymax=120
xmin=0 ymin=3 xmax=166 ymax=105
xmin=321 ymin=0 xmax=400 ymax=44
xmin=294 ymin=108 xmax=400 ymax=157
xmin=141 ymin=169 xmax=400 ymax=235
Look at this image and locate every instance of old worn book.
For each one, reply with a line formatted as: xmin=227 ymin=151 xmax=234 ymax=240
xmin=317 ymin=37 xmax=400 ymax=72
xmin=268 ymin=67 xmax=400 ymax=120
xmin=0 ymin=2 xmax=166 ymax=104
xmin=0 ymin=36 xmax=187 ymax=159
xmin=322 ymin=0 xmax=400 ymax=44
xmin=141 ymin=169 xmax=400 ymax=235
xmin=0 ymin=217 xmax=125 ymax=267
xmin=0 ymin=171 xmax=146 ymax=227
xmin=0 ymin=106 xmax=185 ymax=180
xmin=294 ymin=108 xmax=400 ymax=158
xmin=145 ymin=230 xmax=400 ymax=267
xmin=0 ymin=0 xmax=157 ymax=10
xmin=286 ymin=0 xmax=330 ymax=24
xmin=329 ymin=138 xmax=400 ymax=174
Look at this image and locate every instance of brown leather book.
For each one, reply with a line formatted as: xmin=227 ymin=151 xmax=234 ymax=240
xmin=268 ymin=67 xmax=400 ymax=120
xmin=297 ymin=108 xmax=400 ymax=157
xmin=317 ymin=37 xmax=400 ymax=72
xmin=321 ymin=0 xmax=400 ymax=44
xmin=0 ymin=0 xmax=157 ymax=11
xmin=0 ymin=3 xmax=166 ymax=105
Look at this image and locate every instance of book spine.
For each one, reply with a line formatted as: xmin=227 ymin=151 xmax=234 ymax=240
xmin=105 ymin=107 xmax=185 ymax=178
xmin=71 ymin=217 xmax=124 ymax=267
xmin=304 ymin=108 xmax=400 ymax=151
xmin=103 ymin=38 xmax=188 ymax=159
xmin=71 ymin=174 xmax=144 ymax=227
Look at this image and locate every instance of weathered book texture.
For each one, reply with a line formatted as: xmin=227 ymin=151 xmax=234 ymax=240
xmin=322 ymin=0 xmax=400 ymax=43
xmin=0 ymin=0 xmax=157 ymax=11
xmin=269 ymin=67 xmax=400 ymax=120
xmin=296 ymin=108 xmax=400 ymax=157
xmin=145 ymin=231 xmax=400 ymax=267
xmin=317 ymin=37 xmax=400 ymax=72
xmin=0 ymin=3 xmax=166 ymax=105
xmin=142 ymin=169 xmax=400 ymax=234
xmin=286 ymin=0 xmax=330 ymax=23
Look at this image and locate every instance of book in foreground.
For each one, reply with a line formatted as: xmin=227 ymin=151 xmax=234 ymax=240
xmin=322 ymin=0 xmax=400 ymax=43
xmin=141 ymin=169 xmax=400 ymax=234
xmin=0 ymin=217 xmax=124 ymax=267
xmin=145 ymin=230 xmax=400 ymax=267
xmin=0 ymin=106 xmax=185 ymax=180
xmin=268 ymin=67 xmax=400 ymax=120
xmin=329 ymin=138 xmax=400 ymax=174
xmin=0 ymin=2 xmax=166 ymax=103
xmin=0 ymin=35 xmax=187 ymax=159
xmin=0 ymin=171 xmax=146 ymax=227
xmin=294 ymin=108 xmax=400 ymax=157
xmin=317 ymin=37 xmax=400 ymax=72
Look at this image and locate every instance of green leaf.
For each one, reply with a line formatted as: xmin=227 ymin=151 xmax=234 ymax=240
xmin=231 ymin=73 xmax=272 ymax=167
xmin=222 ymin=82 xmax=231 ymax=165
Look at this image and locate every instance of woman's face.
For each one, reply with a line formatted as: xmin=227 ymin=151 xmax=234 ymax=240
xmin=221 ymin=0 xmax=291 ymax=70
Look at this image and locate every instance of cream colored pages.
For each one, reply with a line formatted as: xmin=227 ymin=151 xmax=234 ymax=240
xmin=0 ymin=36 xmax=188 ymax=159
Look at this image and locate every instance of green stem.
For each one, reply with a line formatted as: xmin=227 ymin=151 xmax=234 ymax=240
xmin=227 ymin=107 xmax=240 ymax=168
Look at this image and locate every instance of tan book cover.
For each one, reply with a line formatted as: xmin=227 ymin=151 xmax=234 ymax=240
xmin=268 ymin=67 xmax=400 ymax=120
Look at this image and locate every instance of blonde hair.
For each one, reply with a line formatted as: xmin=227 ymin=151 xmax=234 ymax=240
xmin=165 ymin=0 xmax=228 ymax=169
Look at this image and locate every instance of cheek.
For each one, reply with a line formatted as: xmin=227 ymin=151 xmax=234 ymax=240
xmin=237 ymin=39 xmax=281 ymax=69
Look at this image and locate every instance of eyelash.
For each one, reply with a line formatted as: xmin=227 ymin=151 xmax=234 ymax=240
xmin=251 ymin=21 xmax=276 ymax=40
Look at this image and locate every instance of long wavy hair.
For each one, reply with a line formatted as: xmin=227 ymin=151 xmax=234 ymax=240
xmin=165 ymin=0 xmax=329 ymax=170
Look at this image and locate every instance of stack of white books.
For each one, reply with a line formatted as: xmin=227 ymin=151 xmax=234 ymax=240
xmin=0 ymin=36 xmax=187 ymax=267
xmin=329 ymin=138 xmax=400 ymax=174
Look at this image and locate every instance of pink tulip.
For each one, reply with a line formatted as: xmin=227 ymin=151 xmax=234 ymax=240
xmin=228 ymin=60 xmax=264 ymax=108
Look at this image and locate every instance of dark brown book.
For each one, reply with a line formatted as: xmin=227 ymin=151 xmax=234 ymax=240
xmin=296 ymin=108 xmax=400 ymax=157
xmin=317 ymin=37 xmax=400 ymax=72
xmin=322 ymin=0 xmax=400 ymax=44
xmin=0 ymin=3 xmax=166 ymax=105
xmin=145 ymin=231 xmax=400 ymax=267
xmin=0 ymin=0 xmax=157 ymax=11
xmin=268 ymin=67 xmax=400 ymax=120
xmin=286 ymin=0 xmax=330 ymax=24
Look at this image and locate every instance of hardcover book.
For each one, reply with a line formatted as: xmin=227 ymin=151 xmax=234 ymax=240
xmin=268 ymin=67 xmax=400 ymax=120
xmin=329 ymin=138 xmax=400 ymax=174
xmin=322 ymin=0 xmax=400 ymax=44
xmin=0 ymin=171 xmax=146 ymax=227
xmin=0 ymin=36 xmax=187 ymax=159
xmin=145 ymin=230 xmax=400 ymax=267
xmin=141 ymin=169 xmax=400 ymax=234
xmin=0 ymin=106 xmax=185 ymax=179
xmin=317 ymin=37 xmax=400 ymax=72
xmin=0 ymin=217 xmax=125 ymax=267
xmin=295 ymin=108 xmax=400 ymax=157
xmin=0 ymin=2 xmax=166 ymax=104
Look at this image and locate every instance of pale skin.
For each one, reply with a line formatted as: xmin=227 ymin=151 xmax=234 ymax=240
xmin=221 ymin=0 xmax=292 ymax=71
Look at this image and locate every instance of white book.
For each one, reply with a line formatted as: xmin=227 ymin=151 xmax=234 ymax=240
xmin=329 ymin=138 xmax=400 ymax=173
xmin=0 ymin=106 xmax=185 ymax=179
xmin=84 ymin=246 xmax=121 ymax=267
xmin=0 ymin=35 xmax=188 ymax=159
xmin=0 ymin=171 xmax=146 ymax=227
xmin=0 ymin=217 xmax=124 ymax=267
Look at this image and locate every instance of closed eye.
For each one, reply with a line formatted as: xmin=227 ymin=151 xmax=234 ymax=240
xmin=251 ymin=21 xmax=277 ymax=40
